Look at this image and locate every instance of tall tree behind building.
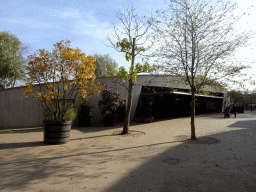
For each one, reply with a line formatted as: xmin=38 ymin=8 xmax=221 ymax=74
xmin=229 ymin=90 xmax=244 ymax=105
xmin=0 ymin=31 xmax=30 ymax=89
xmin=92 ymin=53 xmax=118 ymax=77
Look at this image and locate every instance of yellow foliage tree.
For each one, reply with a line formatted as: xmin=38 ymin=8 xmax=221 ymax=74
xmin=21 ymin=40 xmax=101 ymax=122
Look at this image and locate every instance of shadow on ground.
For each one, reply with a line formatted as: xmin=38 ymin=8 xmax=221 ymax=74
xmin=0 ymin=129 xmax=144 ymax=151
xmin=104 ymin=125 xmax=256 ymax=191
xmin=201 ymin=110 xmax=256 ymax=119
xmin=0 ymin=121 xmax=140 ymax=136
xmin=0 ymin=127 xmax=43 ymax=134
xmin=0 ymin=124 xmax=125 ymax=134
xmin=69 ymin=121 xmax=145 ymax=134
xmin=0 ymin=114 xmax=255 ymax=191
xmin=0 ymin=141 xmax=45 ymax=150
xmin=228 ymin=120 xmax=256 ymax=129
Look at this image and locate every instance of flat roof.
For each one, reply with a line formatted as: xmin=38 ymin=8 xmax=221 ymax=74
xmin=173 ymin=91 xmax=224 ymax=99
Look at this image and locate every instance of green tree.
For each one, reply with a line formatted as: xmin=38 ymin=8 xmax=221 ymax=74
xmin=0 ymin=31 xmax=24 ymax=89
xmin=229 ymin=90 xmax=244 ymax=105
xmin=105 ymin=5 xmax=159 ymax=134
xmin=152 ymin=0 xmax=255 ymax=139
xmin=92 ymin=53 xmax=118 ymax=77
xmin=243 ymin=89 xmax=256 ymax=111
xmin=12 ymin=43 xmax=31 ymax=86
xmin=4 ymin=43 xmax=31 ymax=88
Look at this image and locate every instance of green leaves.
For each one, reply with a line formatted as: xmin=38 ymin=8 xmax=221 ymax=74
xmin=135 ymin=62 xmax=150 ymax=73
xmin=137 ymin=47 xmax=145 ymax=52
xmin=115 ymin=38 xmax=152 ymax=83
xmin=116 ymin=38 xmax=130 ymax=50
xmin=117 ymin=66 xmax=128 ymax=82
xmin=125 ymin=54 xmax=132 ymax=62
xmin=117 ymin=38 xmax=146 ymax=62
xmin=93 ymin=53 xmax=118 ymax=77
xmin=116 ymin=62 xmax=152 ymax=83
xmin=0 ymin=31 xmax=23 ymax=88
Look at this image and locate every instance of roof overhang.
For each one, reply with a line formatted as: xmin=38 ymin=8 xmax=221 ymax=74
xmin=173 ymin=91 xmax=224 ymax=99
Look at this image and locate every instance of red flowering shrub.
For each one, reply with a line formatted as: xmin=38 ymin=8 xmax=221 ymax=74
xmin=98 ymin=84 xmax=126 ymax=117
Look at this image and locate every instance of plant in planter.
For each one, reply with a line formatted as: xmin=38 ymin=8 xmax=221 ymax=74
xmin=98 ymin=84 xmax=126 ymax=126
xmin=42 ymin=105 xmax=77 ymax=122
xmin=77 ymin=97 xmax=93 ymax=127
xmin=21 ymin=40 xmax=101 ymax=144
xmin=42 ymin=106 xmax=77 ymax=144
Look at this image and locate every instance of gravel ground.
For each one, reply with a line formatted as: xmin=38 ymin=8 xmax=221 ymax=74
xmin=0 ymin=111 xmax=255 ymax=192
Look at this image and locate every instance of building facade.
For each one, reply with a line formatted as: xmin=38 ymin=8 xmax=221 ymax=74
xmin=0 ymin=75 xmax=229 ymax=129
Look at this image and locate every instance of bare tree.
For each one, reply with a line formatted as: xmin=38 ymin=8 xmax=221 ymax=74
xmin=105 ymin=5 xmax=159 ymax=134
xmin=151 ymin=0 xmax=255 ymax=139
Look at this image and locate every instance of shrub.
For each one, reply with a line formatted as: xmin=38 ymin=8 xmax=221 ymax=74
xmin=78 ymin=98 xmax=93 ymax=117
xmin=77 ymin=98 xmax=93 ymax=127
xmin=98 ymin=84 xmax=125 ymax=118
xmin=42 ymin=106 xmax=76 ymax=122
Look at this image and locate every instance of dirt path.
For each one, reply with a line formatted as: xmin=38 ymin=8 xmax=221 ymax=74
xmin=0 ymin=111 xmax=255 ymax=191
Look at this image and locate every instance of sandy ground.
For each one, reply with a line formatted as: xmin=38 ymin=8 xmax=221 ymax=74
xmin=0 ymin=111 xmax=255 ymax=192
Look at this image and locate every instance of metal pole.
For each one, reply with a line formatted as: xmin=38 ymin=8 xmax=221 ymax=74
xmin=251 ymin=94 xmax=252 ymax=112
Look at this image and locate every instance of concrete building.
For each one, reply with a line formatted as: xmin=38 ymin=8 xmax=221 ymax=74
xmin=0 ymin=75 xmax=229 ymax=129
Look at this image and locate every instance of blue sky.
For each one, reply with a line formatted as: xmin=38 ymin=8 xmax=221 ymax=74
xmin=1 ymin=0 xmax=256 ymax=91
xmin=0 ymin=0 xmax=165 ymax=67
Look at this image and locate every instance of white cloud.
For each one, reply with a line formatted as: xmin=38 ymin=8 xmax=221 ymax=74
xmin=1 ymin=17 xmax=55 ymax=29
xmin=46 ymin=7 xmax=112 ymax=40
xmin=72 ymin=12 xmax=112 ymax=39
xmin=47 ymin=8 xmax=83 ymax=18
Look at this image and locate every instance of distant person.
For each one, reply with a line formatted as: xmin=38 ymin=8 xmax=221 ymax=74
xmin=233 ymin=104 xmax=237 ymax=118
xmin=224 ymin=105 xmax=230 ymax=118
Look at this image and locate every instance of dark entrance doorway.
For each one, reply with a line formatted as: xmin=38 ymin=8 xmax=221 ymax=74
xmin=134 ymin=86 xmax=224 ymax=122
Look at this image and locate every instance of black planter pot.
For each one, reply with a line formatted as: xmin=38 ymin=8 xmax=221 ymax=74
xmin=116 ymin=105 xmax=126 ymax=123
xmin=77 ymin=101 xmax=93 ymax=127
xmin=104 ymin=115 xmax=116 ymax=126
xmin=43 ymin=120 xmax=72 ymax=144
xmin=78 ymin=116 xmax=92 ymax=127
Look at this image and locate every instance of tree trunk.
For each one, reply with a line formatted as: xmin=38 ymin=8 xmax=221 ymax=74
xmin=250 ymin=95 xmax=252 ymax=112
xmin=191 ymin=88 xmax=196 ymax=139
xmin=122 ymin=38 xmax=135 ymax=135
xmin=123 ymin=79 xmax=133 ymax=134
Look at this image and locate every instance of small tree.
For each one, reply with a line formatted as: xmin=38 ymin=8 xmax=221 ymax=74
xmin=21 ymin=40 xmax=101 ymax=122
xmin=105 ymin=5 xmax=160 ymax=134
xmin=152 ymin=0 xmax=255 ymax=139
xmin=92 ymin=53 xmax=118 ymax=77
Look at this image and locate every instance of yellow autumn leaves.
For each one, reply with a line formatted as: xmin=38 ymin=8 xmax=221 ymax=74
xmin=21 ymin=40 xmax=101 ymax=105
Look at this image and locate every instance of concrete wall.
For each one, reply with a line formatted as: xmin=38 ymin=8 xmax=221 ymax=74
xmin=0 ymin=79 xmax=91 ymax=129
xmin=88 ymin=75 xmax=193 ymax=125
xmin=67 ymin=75 xmax=227 ymax=125
xmin=0 ymin=86 xmax=43 ymax=129
xmin=0 ymin=75 xmax=227 ymax=129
